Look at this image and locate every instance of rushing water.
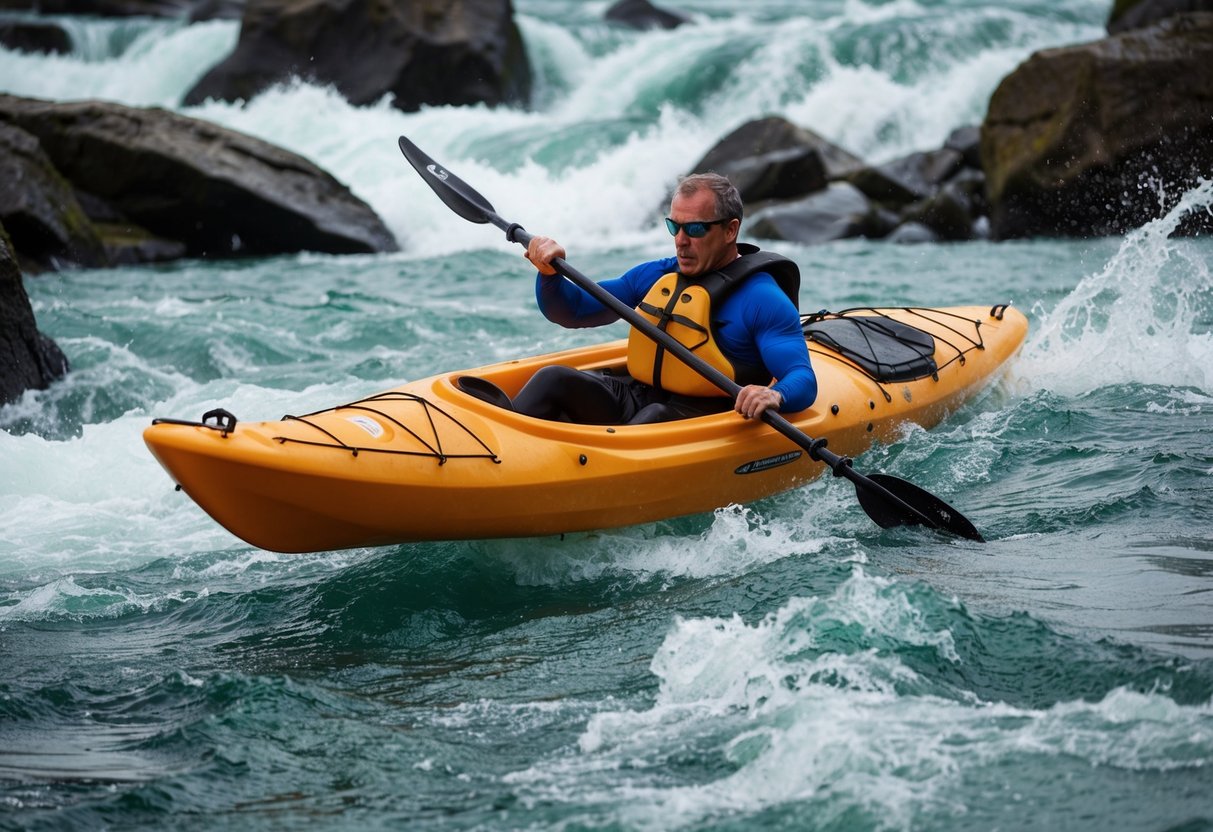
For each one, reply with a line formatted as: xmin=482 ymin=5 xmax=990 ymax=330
xmin=3 ymin=1 xmax=1213 ymax=829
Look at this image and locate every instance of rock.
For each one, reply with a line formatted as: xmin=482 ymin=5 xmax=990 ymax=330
xmin=0 ymin=0 xmax=219 ymax=16
xmin=943 ymin=125 xmax=982 ymax=170
xmin=0 ymin=94 xmax=398 ymax=261
xmin=692 ymin=116 xmax=863 ymax=204
xmin=981 ymin=13 xmax=1213 ymax=239
xmin=604 ymin=0 xmax=691 ymax=30
xmin=0 ymin=20 xmax=72 ymax=54
xmin=1109 ymin=0 xmax=1213 ymax=33
xmin=95 ymin=223 xmax=189 ymax=265
xmin=184 ymin=0 xmax=532 ymax=114
xmin=188 ymin=0 xmax=245 ymax=20
xmin=900 ymin=180 xmax=975 ymax=241
xmin=747 ymin=182 xmax=872 ymax=244
xmin=946 ymin=167 xmax=987 ymax=207
xmin=0 ymin=122 xmax=106 ymax=271
xmin=849 ymin=148 xmax=964 ymax=206
xmin=710 ymin=146 xmax=827 ymax=205
xmin=0 ymin=222 xmax=69 ymax=407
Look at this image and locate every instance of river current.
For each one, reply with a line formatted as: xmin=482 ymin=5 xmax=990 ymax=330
xmin=2 ymin=1 xmax=1212 ymax=829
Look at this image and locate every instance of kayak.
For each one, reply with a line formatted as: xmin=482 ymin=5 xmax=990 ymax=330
xmin=144 ymin=305 xmax=1028 ymax=552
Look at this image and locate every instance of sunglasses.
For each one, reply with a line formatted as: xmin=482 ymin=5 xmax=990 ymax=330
xmin=664 ymin=217 xmax=729 ymax=238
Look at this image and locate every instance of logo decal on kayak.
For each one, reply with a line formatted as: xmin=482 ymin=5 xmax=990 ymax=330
xmin=735 ymin=450 xmax=802 ymax=475
xmin=426 ymin=164 xmax=449 ymax=182
xmin=347 ymin=415 xmax=384 ymax=439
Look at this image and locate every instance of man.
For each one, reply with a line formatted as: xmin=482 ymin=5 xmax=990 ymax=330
xmin=513 ymin=173 xmax=816 ymax=425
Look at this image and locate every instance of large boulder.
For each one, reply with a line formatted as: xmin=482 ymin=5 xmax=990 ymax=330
xmin=747 ymin=183 xmax=873 ymax=244
xmin=1108 ymin=0 xmax=1213 ymax=32
xmin=0 ymin=20 xmax=72 ymax=53
xmin=0 ymin=94 xmax=398 ymax=263
xmin=183 ymin=0 xmax=531 ymax=113
xmin=981 ymin=13 xmax=1213 ymax=239
xmin=0 ymin=122 xmax=106 ymax=271
xmin=0 ymin=223 xmax=69 ymax=407
xmin=849 ymin=148 xmax=964 ymax=206
xmin=692 ymin=116 xmax=863 ymax=204
xmin=604 ymin=0 xmax=691 ymax=30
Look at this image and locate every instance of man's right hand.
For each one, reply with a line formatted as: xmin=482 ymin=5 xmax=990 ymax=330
xmin=525 ymin=236 xmax=566 ymax=276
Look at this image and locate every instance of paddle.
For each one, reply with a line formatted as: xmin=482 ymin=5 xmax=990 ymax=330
xmin=397 ymin=135 xmax=984 ymax=541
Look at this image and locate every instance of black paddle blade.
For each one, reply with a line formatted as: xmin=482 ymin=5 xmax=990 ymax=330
xmin=398 ymin=136 xmax=496 ymax=224
xmin=856 ymin=473 xmax=984 ymax=541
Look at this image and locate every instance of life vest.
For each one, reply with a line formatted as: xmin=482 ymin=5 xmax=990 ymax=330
xmin=627 ymin=244 xmax=801 ymax=397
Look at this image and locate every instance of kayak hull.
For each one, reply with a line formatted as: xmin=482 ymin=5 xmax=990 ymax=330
xmin=144 ymin=306 xmax=1028 ymax=552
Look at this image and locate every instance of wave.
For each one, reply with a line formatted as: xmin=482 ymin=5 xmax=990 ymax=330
xmin=496 ymin=566 xmax=1213 ymax=828
xmin=1020 ymin=179 xmax=1213 ymax=396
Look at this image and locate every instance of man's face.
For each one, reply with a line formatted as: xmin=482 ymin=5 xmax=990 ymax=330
xmin=668 ymin=188 xmax=739 ymax=277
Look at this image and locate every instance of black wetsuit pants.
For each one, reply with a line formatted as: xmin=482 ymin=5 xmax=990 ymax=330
xmin=511 ymin=365 xmax=731 ymax=425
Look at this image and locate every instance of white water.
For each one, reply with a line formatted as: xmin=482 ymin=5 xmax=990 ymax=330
xmin=1019 ymin=180 xmax=1213 ymax=396
xmin=0 ymin=1 xmax=1104 ymax=257
xmin=3 ymin=7 xmax=1213 ymax=827
xmin=505 ymin=566 xmax=1213 ymax=829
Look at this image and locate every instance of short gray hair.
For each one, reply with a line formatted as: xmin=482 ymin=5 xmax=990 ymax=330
xmin=674 ymin=173 xmax=743 ymax=223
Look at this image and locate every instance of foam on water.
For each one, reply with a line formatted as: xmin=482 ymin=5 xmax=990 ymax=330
xmin=0 ymin=413 xmax=239 ymax=576
xmin=0 ymin=371 xmax=386 ymax=580
xmin=485 ymin=484 xmax=867 ymax=587
xmin=500 ymin=567 xmax=1213 ymax=828
xmin=0 ymin=18 xmax=236 ymax=107
xmin=1019 ymin=180 xmax=1213 ymax=396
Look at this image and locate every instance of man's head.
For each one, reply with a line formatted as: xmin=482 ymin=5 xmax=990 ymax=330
xmin=667 ymin=173 xmax=742 ymax=277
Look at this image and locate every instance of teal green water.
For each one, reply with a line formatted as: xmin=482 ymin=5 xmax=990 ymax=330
xmin=3 ymin=1 xmax=1213 ymax=828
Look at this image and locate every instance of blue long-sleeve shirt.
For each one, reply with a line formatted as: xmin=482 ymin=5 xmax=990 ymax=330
xmin=535 ymin=256 xmax=817 ymax=413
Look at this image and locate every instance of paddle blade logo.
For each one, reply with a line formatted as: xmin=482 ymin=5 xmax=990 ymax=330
xmin=735 ymin=450 xmax=802 ymax=475
xmin=426 ymin=164 xmax=449 ymax=182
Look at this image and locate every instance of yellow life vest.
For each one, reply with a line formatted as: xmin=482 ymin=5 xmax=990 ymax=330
xmin=626 ymin=247 xmax=800 ymax=397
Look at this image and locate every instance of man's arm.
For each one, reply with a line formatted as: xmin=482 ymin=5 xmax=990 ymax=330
xmin=736 ymin=279 xmax=817 ymax=416
xmin=529 ymin=246 xmax=675 ymax=329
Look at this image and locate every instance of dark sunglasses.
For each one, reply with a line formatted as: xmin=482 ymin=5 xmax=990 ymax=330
xmin=664 ymin=217 xmax=729 ymax=238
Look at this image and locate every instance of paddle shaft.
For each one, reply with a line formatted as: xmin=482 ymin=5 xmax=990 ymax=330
xmin=497 ymin=221 xmax=944 ymax=530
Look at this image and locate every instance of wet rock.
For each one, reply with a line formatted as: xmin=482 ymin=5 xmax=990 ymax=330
xmin=901 ymin=181 xmax=977 ymax=241
xmin=747 ymin=182 xmax=871 ymax=244
xmin=0 ymin=223 xmax=69 ymax=407
xmin=692 ymin=116 xmax=863 ymax=204
xmin=184 ymin=0 xmax=531 ymax=114
xmin=0 ymin=94 xmax=398 ymax=264
xmin=187 ymin=0 xmax=245 ymax=20
xmin=1108 ymin=0 xmax=1213 ymax=32
xmin=849 ymin=148 xmax=964 ymax=207
xmin=0 ymin=122 xmax=105 ymax=271
xmin=0 ymin=20 xmax=71 ymax=54
xmin=943 ymin=124 xmax=982 ymax=170
xmin=981 ymin=13 xmax=1213 ymax=239
xmin=604 ymin=0 xmax=692 ymax=30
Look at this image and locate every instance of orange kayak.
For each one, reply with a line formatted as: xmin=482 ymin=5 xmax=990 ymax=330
xmin=144 ymin=305 xmax=1028 ymax=552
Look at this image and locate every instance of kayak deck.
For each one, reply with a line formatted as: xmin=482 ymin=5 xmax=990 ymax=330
xmin=144 ymin=305 xmax=1028 ymax=552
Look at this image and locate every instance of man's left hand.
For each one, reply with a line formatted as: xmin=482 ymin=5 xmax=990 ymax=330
xmin=735 ymin=385 xmax=782 ymax=420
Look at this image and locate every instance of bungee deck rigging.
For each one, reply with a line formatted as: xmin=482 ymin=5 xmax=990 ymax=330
xmin=278 ymin=391 xmax=501 ymax=464
xmin=154 ymin=392 xmax=502 ymax=464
